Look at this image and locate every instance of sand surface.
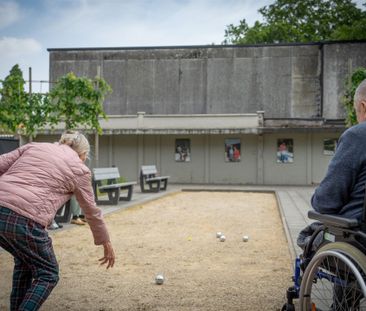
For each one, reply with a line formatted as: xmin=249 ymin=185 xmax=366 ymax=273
xmin=0 ymin=191 xmax=293 ymax=311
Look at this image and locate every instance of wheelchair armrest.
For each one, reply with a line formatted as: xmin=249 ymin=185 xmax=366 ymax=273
xmin=308 ymin=210 xmax=359 ymax=229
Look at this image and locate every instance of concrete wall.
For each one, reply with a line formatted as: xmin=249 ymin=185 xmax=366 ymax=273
xmin=208 ymin=135 xmax=258 ymax=184
xmin=49 ymin=42 xmax=366 ymax=119
xmin=34 ymin=131 xmax=341 ymax=185
xmin=322 ymin=42 xmax=366 ymax=119
xmin=311 ymin=133 xmax=339 ymax=183
xmin=263 ymin=133 xmax=309 ymax=185
xmin=45 ymin=42 xmax=363 ymax=186
xmin=121 ymin=131 xmax=339 ymax=185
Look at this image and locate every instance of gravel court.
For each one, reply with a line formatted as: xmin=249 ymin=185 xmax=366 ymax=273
xmin=0 ymin=191 xmax=293 ymax=311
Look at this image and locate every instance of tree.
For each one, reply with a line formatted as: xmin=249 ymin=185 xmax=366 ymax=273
xmin=0 ymin=65 xmax=52 ymax=138
xmin=224 ymin=0 xmax=366 ymax=44
xmin=0 ymin=64 xmax=27 ymax=133
xmin=342 ymin=68 xmax=366 ymax=127
xmin=49 ymin=72 xmax=112 ymax=134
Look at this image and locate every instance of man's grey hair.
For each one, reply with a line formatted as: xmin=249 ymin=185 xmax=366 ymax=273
xmin=354 ymin=79 xmax=366 ymax=105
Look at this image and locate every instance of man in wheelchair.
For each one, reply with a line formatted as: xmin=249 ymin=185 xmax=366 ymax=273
xmin=282 ymin=79 xmax=366 ymax=311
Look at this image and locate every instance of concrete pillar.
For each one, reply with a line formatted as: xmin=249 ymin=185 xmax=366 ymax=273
xmin=257 ymin=111 xmax=265 ymax=127
xmin=204 ymin=135 xmax=210 ymax=183
xmin=257 ymin=134 xmax=264 ymax=184
xmin=108 ymin=135 xmax=113 ymax=166
xmin=137 ymin=112 xmax=145 ymax=130
xmin=137 ymin=135 xmax=144 ymax=180
xmin=156 ymin=136 xmax=161 ymax=172
xmin=306 ymin=132 xmax=312 ymax=185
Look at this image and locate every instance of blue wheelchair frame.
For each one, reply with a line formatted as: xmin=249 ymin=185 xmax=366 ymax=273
xmin=282 ymin=197 xmax=366 ymax=310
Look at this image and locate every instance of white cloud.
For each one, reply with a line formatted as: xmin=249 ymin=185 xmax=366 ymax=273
xmin=0 ymin=37 xmax=42 ymax=57
xmin=0 ymin=37 xmax=44 ymax=87
xmin=41 ymin=0 xmax=268 ymax=48
xmin=0 ymin=1 xmax=21 ymax=29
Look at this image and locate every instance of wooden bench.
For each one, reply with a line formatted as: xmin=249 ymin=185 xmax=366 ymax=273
xmin=140 ymin=165 xmax=170 ymax=193
xmin=92 ymin=167 xmax=137 ymax=205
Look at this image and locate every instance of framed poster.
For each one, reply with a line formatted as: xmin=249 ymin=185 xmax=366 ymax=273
xmin=277 ymin=139 xmax=294 ymax=163
xmin=175 ymin=139 xmax=191 ymax=162
xmin=224 ymin=138 xmax=241 ymax=162
xmin=323 ymin=139 xmax=338 ymax=155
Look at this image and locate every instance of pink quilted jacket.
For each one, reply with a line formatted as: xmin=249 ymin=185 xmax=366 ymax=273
xmin=0 ymin=142 xmax=110 ymax=245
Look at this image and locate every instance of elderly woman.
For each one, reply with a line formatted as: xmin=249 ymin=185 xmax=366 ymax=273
xmin=0 ymin=130 xmax=115 ymax=311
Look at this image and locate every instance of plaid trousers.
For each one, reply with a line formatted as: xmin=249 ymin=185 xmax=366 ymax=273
xmin=0 ymin=206 xmax=59 ymax=311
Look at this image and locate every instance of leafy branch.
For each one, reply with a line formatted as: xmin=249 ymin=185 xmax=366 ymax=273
xmin=342 ymin=67 xmax=366 ymax=127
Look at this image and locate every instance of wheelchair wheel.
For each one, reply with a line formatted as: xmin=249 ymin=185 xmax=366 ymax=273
xmin=299 ymin=242 xmax=366 ymax=310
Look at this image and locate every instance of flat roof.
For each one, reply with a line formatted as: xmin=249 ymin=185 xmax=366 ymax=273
xmin=47 ymin=40 xmax=366 ymax=52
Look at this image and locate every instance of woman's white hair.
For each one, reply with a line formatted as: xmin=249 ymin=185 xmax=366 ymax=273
xmin=59 ymin=130 xmax=90 ymax=157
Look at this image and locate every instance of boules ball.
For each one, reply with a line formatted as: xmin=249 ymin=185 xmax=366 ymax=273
xmin=155 ymin=274 xmax=164 ymax=285
xmin=242 ymin=235 xmax=249 ymax=242
xmin=219 ymin=235 xmax=226 ymax=242
xmin=216 ymin=232 xmax=223 ymax=238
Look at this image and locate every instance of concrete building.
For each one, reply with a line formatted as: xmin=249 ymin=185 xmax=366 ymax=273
xmin=45 ymin=41 xmax=366 ymax=185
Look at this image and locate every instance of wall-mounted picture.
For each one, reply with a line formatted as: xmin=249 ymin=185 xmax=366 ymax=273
xmin=224 ymin=138 xmax=241 ymax=162
xmin=175 ymin=139 xmax=191 ymax=162
xmin=323 ymin=138 xmax=338 ymax=156
xmin=277 ymin=139 xmax=294 ymax=163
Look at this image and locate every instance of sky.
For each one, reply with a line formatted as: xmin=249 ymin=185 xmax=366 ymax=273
xmin=0 ymin=0 xmax=364 ymax=92
xmin=0 ymin=0 xmax=272 ymax=91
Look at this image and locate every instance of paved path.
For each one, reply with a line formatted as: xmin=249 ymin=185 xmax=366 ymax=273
xmin=274 ymin=186 xmax=315 ymax=259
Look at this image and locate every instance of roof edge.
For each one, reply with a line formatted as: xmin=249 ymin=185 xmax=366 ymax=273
xmin=47 ymin=39 xmax=366 ymax=52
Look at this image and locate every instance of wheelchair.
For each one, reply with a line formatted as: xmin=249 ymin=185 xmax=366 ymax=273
xmin=282 ymin=205 xmax=366 ymax=310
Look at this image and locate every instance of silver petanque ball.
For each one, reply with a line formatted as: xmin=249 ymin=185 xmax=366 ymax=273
xmin=242 ymin=235 xmax=249 ymax=242
xmin=219 ymin=235 xmax=226 ymax=242
xmin=216 ymin=231 xmax=223 ymax=238
xmin=155 ymin=274 xmax=164 ymax=285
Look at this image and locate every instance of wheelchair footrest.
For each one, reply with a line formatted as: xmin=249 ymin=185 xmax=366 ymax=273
xmin=286 ymin=286 xmax=298 ymax=301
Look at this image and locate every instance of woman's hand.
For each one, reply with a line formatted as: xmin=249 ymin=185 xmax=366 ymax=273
xmin=99 ymin=241 xmax=115 ymax=269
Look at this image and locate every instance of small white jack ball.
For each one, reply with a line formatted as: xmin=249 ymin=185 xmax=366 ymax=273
xmin=155 ymin=274 xmax=164 ymax=285
xmin=216 ymin=232 xmax=223 ymax=238
xmin=242 ymin=235 xmax=249 ymax=242
xmin=219 ymin=235 xmax=226 ymax=242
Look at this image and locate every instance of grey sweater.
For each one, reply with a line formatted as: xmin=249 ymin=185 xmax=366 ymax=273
xmin=311 ymin=121 xmax=366 ymax=221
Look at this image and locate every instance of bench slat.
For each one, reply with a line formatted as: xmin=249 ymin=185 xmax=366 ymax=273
xmin=146 ymin=176 xmax=170 ymax=182
xmin=141 ymin=165 xmax=158 ymax=176
xmin=99 ymin=182 xmax=137 ymax=190
xmin=93 ymin=167 xmax=120 ymax=181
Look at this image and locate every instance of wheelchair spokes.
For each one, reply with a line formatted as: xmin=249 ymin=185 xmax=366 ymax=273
xmin=300 ymin=249 xmax=366 ymax=311
xmin=283 ymin=243 xmax=366 ymax=311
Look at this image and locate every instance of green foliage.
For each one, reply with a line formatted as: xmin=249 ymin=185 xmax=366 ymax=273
xmin=25 ymin=93 xmax=56 ymax=137
xmin=0 ymin=65 xmax=27 ymax=133
xmin=224 ymin=0 xmax=366 ymax=44
xmin=0 ymin=65 xmax=53 ymax=138
xmin=1 ymin=66 xmax=112 ymax=138
xmin=49 ymin=72 xmax=112 ymax=134
xmin=342 ymin=68 xmax=366 ymax=127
